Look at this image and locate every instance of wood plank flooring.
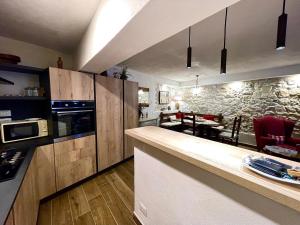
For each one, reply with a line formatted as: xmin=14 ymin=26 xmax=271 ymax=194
xmin=37 ymin=159 xmax=136 ymax=225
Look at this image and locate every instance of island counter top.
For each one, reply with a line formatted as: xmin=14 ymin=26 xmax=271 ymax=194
xmin=125 ymin=126 xmax=300 ymax=213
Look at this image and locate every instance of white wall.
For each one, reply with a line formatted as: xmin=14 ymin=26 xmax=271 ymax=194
xmin=134 ymin=146 xmax=300 ymax=225
xmin=128 ymin=69 xmax=180 ymax=118
xmin=0 ymin=36 xmax=73 ymax=69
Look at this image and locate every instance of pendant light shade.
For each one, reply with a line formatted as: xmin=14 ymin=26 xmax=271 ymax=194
xmin=187 ymin=27 xmax=192 ymax=68
xmin=220 ymin=48 xmax=227 ymax=75
xmin=276 ymin=0 xmax=287 ymax=50
xmin=220 ymin=8 xmax=228 ymax=75
xmin=192 ymin=75 xmax=201 ymax=96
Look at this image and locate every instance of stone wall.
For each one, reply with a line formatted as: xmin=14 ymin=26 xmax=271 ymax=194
xmin=180 ymin=76 xmax=300 ymax=136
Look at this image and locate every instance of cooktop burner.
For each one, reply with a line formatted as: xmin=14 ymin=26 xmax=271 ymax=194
xmin=0 ymin=148 xmax=26 ymax=182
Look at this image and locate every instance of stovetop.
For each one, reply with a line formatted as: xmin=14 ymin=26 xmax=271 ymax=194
xmin=0 ymin=148 xmax=26 ymax=182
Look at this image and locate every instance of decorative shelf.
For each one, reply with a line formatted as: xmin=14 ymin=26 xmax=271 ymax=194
xmin=0 ymin=96 xmax=49 ymax=101
xmin=0 ymin=63 xmax=46 ymax=75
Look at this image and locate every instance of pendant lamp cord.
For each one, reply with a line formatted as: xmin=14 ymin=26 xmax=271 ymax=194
xmin=223 ymin=7 xmax=228 ymax=49
xmin=282 ymin=0 xmax=286 ymax=14
xmin=188 ymin=27 xmax=191 ymax=47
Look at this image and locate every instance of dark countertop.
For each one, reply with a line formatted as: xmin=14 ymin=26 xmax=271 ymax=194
xmin=0 ymin=137 xmax=53 ymax=225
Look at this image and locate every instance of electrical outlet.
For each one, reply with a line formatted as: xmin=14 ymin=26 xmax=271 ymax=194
xmin=139 ymin=202 xmax=147 ymax=217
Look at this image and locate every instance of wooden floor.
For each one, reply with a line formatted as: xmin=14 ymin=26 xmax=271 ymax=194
xmin=37 ymin=159 xmax=137 ymax=225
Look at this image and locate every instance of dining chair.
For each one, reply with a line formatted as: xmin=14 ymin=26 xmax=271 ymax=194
xmin=219 ymin=116 xmax=242 ymax=146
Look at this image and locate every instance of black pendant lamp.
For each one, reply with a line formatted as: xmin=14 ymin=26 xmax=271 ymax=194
xmin=276 ymin=0 xmax=288 ymax=50
xmin=220 ymin=8 xmax=228 ymax=75
xmin=187 ymin=27 xmax=192 ymax=68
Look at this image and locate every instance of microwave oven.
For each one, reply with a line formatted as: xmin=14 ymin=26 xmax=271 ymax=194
xmin=0 ymin=119 xmax=48 ymax=143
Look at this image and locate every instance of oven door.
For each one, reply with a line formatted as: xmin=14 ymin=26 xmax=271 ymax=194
xmin=2 ymin=122 xmax=39 ymax=143
xmin=52 ymin=109 xmax=95 ymax=141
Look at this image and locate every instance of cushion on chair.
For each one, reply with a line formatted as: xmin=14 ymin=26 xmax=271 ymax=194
xmin=219 ymin=131 xmax=234 ymax=139
xmin=161 ymin=121 xmax=181 ymax=127
xmin=183 ymin=129 xmax=194 ymax=135
xmin=176 ymin=112 xmax=185 ymax=119
xmin=203 ymin=115 xmax=215 ymax=121
xmin=169 ymin=115 xmax=176 ymax=121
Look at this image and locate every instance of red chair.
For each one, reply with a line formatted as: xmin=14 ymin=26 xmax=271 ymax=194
xmin=253 ymin=115 xmax=300 ymax=151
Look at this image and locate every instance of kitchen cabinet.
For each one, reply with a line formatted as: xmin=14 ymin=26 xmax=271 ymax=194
xmin=95 ymin=76 xmax=124 ymax=171
xmin=54 ymin=135 xmax=96 ymax=190
xmin=13 ymin=151 xmax=39 ymax=225
xmin=49 ymin=67 xmax=94 ymax=100
xmin=36 ymin=144 xmax=56 ymax=199
xmin=124 ymin=80 xmax=138 ymax=159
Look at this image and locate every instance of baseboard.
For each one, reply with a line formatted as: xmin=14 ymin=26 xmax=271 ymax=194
xmin=133 ymin=212 xmax=143 ymax=225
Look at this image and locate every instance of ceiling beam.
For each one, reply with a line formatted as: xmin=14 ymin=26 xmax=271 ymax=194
xmin=75 ymin=0 xmax=241 ymax=73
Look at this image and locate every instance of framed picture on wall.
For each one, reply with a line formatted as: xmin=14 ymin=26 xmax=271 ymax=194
xmin=159 ymin=91 xmax=169 ymax=104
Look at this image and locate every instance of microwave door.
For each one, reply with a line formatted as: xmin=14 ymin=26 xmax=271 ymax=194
xmin=3 ymin=123 xmax=39 ymax=142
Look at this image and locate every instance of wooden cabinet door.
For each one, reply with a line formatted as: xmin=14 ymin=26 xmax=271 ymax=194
xmin=124 ymin=80 xmax=138 ymax=159
xmin=71 ymin=71 xmax=94 ymax=100
xmin=49 ymin=67 xmax=94 ymax=100
xmin=49 ymin=67 xmax=72 ymax=100
xmin=54 ymin=135 xmax=96 ymax=190
xmin=95 ymin=76 xmax=124 ymax=171
xmin=13 ymin=152 xmax=39 ymax=225
xmin=36 ymin=144 xmax=56 ymax=199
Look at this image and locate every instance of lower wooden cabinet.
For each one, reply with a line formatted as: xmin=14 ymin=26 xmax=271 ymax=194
xmin=54 ymin=135 xmax=97 ymax=190
xmin=5 ymin=136 xmax=97 ymax=225
xmin=13 ymin=151 xmax=39 ymax=225
xmin=36 ymin=144 xmax=56 ymax=199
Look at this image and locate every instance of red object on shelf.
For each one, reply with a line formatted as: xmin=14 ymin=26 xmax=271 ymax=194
xmin=253 ymin=115 xmax=300 ymax=152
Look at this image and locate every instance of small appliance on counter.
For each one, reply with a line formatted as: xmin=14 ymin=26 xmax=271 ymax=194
xmin=0 ymin=147 xmax=26 ymax=182
xmin=51 ymin=100 xmax=95 ymax=142
xmin=0 ymin=118 xmax=48 ymax=144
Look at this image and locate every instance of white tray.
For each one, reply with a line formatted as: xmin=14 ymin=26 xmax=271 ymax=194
xmin=242 ymin=155 xmax=300 ymax=185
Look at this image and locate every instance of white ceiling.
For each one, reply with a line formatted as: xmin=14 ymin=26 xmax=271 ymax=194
xmin=0 ymin=0 xmax=100 ymax=53
xmin=122 ymin=0 xmax=300 ymax=82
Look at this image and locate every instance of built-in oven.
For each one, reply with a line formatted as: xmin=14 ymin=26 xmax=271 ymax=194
xmin=51 ymin=100 xmax=95 ymax=142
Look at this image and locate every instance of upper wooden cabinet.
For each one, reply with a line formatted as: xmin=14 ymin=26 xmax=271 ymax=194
xmin=53 ymin=135 xmax=96 ymax=190
xmin=36 ymin=144 xmax=56 ymax=199
xmin=95 ymin=76 xmax=124 ymax=171
xmin=49 ymin=67 xmax=94 ymax=100
xmin=124 ymin=80 xmax=138 ymax=159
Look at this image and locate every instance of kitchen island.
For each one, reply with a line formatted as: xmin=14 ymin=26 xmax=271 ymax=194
xmin=125 ymin=126 xmax=300 ymax=225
